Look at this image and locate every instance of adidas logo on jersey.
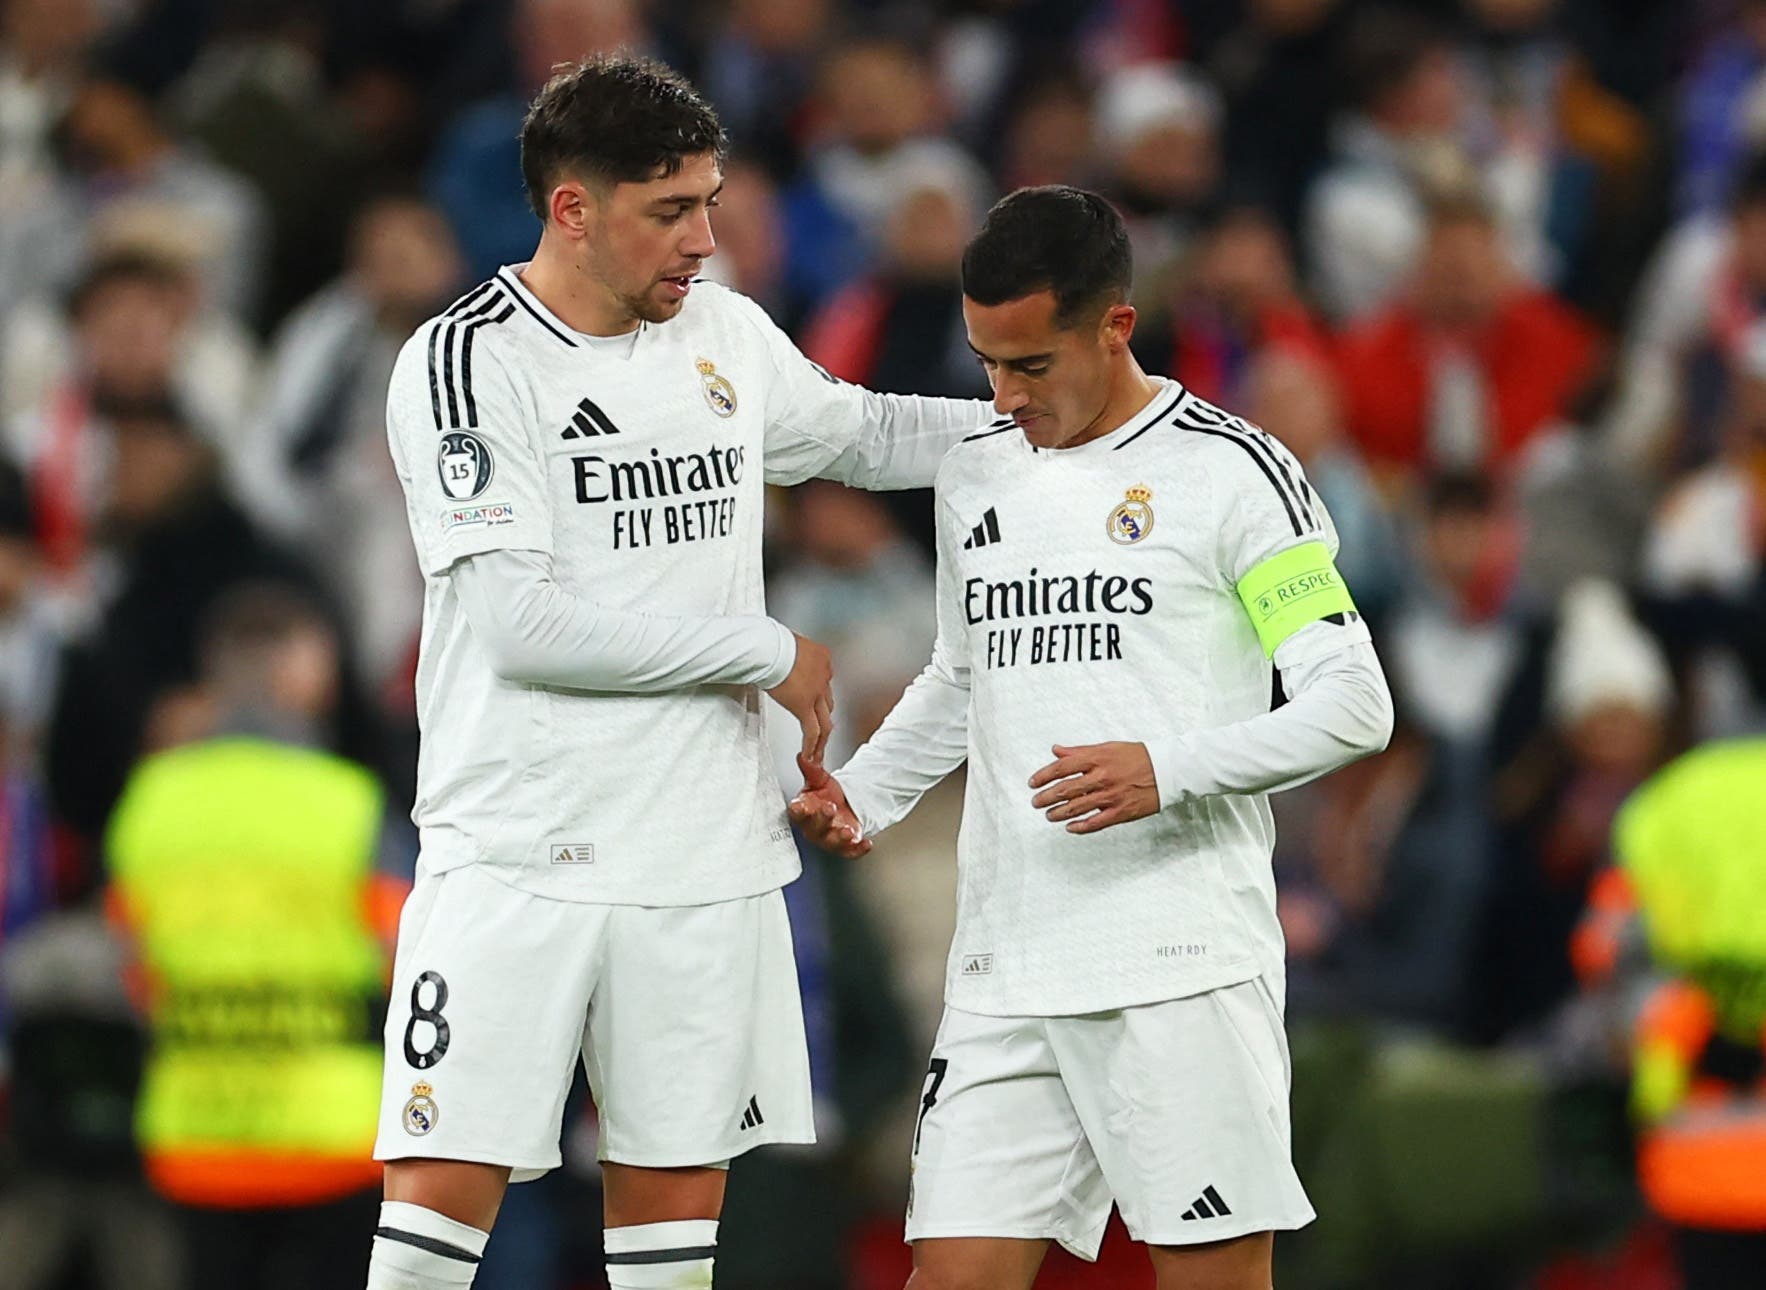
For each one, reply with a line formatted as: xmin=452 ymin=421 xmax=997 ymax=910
xmin=737 ymin=1095 xmax=765 ymax=1131
xmin=560 ymin=397 xmax=622 ymax=439
xmin=1180 ymin=1185 xmax=1233 ymax=1221
xmin=962 ymin=507 xmax=1002 ymax=549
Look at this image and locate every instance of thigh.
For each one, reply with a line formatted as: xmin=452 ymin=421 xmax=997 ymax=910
xmin=585 ymin=889 xmax=814 ymax=1168
xmin=1149 ymin=1230 xmax=1274 ymax=1290
xmin=375 ymin=865 xmax=607 ymax=1181
xmin=905 ymin=1008 xmax=1113 ymax=1263
xmin=908 ymin=1236 xmax=1048 ymax=1290
xmin=1052 ymin=978 xmax=1315 ymax=1248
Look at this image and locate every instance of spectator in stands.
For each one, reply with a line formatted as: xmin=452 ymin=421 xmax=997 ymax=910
xmin=698 ymin=159 xmax=790 ymax=320
xmin=993 ymin=72 xmax=1095 ymax=194
xmin=41 ymin=396 xmax=350 ymax=843
xmin=0 ymin=462 xmax=61 ymax=746
xmin=57 ymin=64 xmax=267 ymax=320
xmin=105 ymin=582 xmax=405 ymax=1289
xmin=170 ymin=0 xmax=369 ymax=330
xmin=0 ymin=838 xmax=178 ymax=1290
xmin=1640 ymin=319 xmax=1766 ymax=739
xmin=0 ymin=0 xmax=104 ymax=312
xmin=1206 ymin=0 xmax=1349 ymax=239
xmin=1608 ymin=152 xmax=1766 ymax=474
xmin=698 ymin=0 xmax=833 ymax=183
xmin=801 ymin=155 xmax=990 ymax=402
xmin=1480 ymin=580 xmax=1674 ymax=1039
xmin=1384 ymin=471 xmax=1524 ymax=753
xmin=1676 ymin=0 xmax=1766 ymax=218
xmin=1091 ymin=61 xmax=1222 ymax=308
xmin=1131 ymin=204 xmax=1330 ymax=410
xmin=1336 ymin=196 xmax=1598 ymax=481
xmin=246 ymin=193 xmax=464 ymax=704
xmin=427 ymin=0 xmax=653 ymax=278
xmin=781 ymin=34 xmax=986 ymax=316
xmin=1 ymin=251 xmax=259 ymax=583
xmin=1305 ymin=6 xmax=1470 ymax=320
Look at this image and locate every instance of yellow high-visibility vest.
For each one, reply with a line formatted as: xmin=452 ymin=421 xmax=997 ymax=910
xmin=107 ymin=736 xmax=387 ymax=1206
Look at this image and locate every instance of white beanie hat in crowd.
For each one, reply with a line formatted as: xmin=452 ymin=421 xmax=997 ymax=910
xmin=1546 ymin=579 xmax=1674 ymax=727
xmin=1094 ymin=62 xmax=1221 ymax=156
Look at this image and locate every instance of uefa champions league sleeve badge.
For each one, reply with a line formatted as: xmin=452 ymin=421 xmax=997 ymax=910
xmin=403 ymin=1081 xmax=440 ymax=1136
xmin=438 ymin=431 xmax=494 ymax=501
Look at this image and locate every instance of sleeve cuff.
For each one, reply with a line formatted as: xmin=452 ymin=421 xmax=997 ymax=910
xmin=1143 ymin=736 xmax=1195 ymax=810
xmin=757 ymin=621 xmax=797 ymax=690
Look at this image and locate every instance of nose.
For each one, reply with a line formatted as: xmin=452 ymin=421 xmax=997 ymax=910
xmin=992 ymin=372 xmax=1030 ymax=416
xmin=682 ymin=207 xmax=715 ymax=261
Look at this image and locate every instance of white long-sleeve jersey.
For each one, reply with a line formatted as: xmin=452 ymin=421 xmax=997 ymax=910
xmin=386 ymin=267 xmax=990 ymax=904
xmin=837 ymin=380 xmax=1394 ymax=1017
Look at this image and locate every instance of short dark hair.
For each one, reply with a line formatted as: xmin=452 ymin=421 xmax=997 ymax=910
xmin=520 ymin=55 xmax=727 ymax=219
xmin=961 ymin=186 xmax=1132 ymax=328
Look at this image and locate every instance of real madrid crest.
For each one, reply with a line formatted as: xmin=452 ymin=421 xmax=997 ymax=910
xmin=697 ymin=357 xmax=737 ymax=418
xmin=1107 ymin=484 xmax=1155 ymax=545
xmin=403 ymin=1081 xmax=440 ymax=1136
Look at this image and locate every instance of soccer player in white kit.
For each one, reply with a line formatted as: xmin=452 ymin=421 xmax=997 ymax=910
xmin=791 ymin=187 xmax=1395 ymax=1290
xmin=364 ymin=58 xmax=991 ymax=1290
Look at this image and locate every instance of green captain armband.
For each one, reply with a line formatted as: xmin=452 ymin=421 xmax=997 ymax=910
xmin=1235 ymin=540 xmax=1357 ymax=658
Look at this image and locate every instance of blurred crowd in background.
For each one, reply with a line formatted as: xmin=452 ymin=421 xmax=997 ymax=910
xmin=1 ymin=0 xmax=1765 ymax=1286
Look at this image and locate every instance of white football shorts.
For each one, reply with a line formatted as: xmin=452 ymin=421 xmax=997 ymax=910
xmin=374 ymin=862 xmax=814 ymax=1180
xmin=904 ymin=977 xmax=1315 ymax=1259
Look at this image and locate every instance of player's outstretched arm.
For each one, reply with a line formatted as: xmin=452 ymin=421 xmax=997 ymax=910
xmin=736 ymin=291 xmax=991 ymax=492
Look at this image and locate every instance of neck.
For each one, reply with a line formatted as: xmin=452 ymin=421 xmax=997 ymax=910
xmin=1063 ymin=359 xmax=1163 ymax=449
xmin=520 ymin=232 xmax=642 ymax=337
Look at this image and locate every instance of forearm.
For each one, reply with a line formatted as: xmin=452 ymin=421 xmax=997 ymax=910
xmin=453 ymin=549 xmax=794 ymax=692
xmin=1145 ymin=640 xmax=1393 ymax=807
xmin=836 ymin=662 xmax=971 ymax=836
xmin=822 ymin=391 xmax=993 ymax=491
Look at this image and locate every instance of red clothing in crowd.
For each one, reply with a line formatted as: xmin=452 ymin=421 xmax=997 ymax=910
xmin=1335 ymin=289 xmax=1600 ymax=472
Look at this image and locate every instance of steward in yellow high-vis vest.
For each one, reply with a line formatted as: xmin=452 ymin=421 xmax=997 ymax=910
xmin=106 ymin=734 xmax=391 ymax=1210
xmin=1605 ymin=740 xmax=1766 ymax=1244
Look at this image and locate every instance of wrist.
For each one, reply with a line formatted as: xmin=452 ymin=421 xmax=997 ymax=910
xmin=759 ymin=621 xmax=796 ymax=689
xmin=1142 ymin=736 xmax=1193 ymax=811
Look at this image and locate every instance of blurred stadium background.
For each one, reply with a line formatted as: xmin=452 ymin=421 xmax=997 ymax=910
xmin=1 ymin=0 xmax=1764 ymax=1286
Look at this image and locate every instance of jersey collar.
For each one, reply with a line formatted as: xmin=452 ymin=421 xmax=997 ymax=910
xmin=495 ymin=263 xmax=583 ymax=348
xmin=1030 ymin=378 xmax=1185 ymax=458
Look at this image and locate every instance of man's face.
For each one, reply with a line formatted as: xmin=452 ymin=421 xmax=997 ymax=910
xmin=578 ymin=151 xmax=722 ymax=325
xmin=963 ymin=290 xmax=1121 ymax=450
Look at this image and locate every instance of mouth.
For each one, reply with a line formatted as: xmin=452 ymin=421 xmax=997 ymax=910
xmin=1014 ymin=413 xmax=1046 ymax=430
xmin=659 ymin=272 xmax=698 ymax=299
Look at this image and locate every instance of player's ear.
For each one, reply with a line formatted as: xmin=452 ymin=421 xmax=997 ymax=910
xmin=1100 ymin=302 xmax=1136 ymax=352
xmin=548 ymin=180 xmax=595 ymax=240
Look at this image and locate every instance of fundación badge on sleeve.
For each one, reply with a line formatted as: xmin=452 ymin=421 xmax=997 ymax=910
xmin=1107 ymin=484 xmax=1155 ymax=545
xmin=403 ymin=1081 xmax=440 ymax=1136
xmin=697 ymin=358 xmax=738 ymax=418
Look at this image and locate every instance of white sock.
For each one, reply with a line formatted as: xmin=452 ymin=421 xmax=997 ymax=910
xmin=604 ymin=1218 xmax=718 ymax=1289
xmin=365 ymin=1200 xmax=489 ymax=1289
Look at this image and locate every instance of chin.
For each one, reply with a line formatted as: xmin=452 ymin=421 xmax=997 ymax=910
xmin=637 ymin=294 xmax=686 ymax=324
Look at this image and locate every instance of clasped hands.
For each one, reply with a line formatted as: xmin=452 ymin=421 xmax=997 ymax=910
xmin=787 ymin=741 xmax=1161 ymax=860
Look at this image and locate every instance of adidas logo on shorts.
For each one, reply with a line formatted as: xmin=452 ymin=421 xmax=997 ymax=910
xmin=737 ymin=1096 xmax=765 ymax=1131
xmin=1180 ymin=1185 xmax=1233 ymax=1221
